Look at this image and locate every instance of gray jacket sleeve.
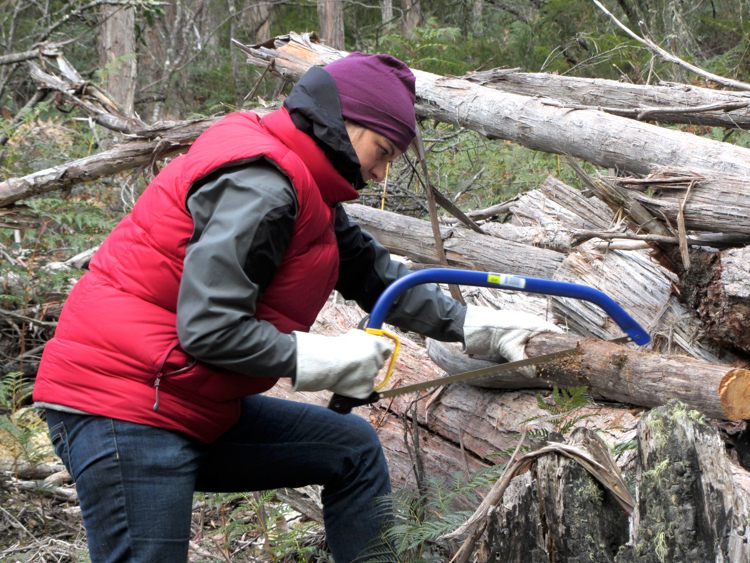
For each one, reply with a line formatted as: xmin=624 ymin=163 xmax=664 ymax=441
xmin=334 ymin=205 xmax=467 ymax=342
xmin=176 ymin=162 xmax=299 ymax=379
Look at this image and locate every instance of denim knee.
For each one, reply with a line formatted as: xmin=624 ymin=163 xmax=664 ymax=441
xmin=344 ymin=414 xmax=384 ymax=457
xmin=336 ymin=414 xmax=390 ymax=492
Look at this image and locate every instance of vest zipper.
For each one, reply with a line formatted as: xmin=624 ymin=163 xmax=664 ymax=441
xmin=151 ymin=342 xmax=196 ymax=412
xmin=153 ymin=374 xmax=163 ymax=411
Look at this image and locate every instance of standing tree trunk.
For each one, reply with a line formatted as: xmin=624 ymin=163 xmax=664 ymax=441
xmin=243 ymin=0 xmax=272 ymax=43
xmin=400 ymin=0 xmax=420 ymax=37
xmin=317 ymin=0 xmax=345 ymax=50
xmin=228 ymin=0 xmax=244 ymax=108
xmin=471 ymin=0 xmax=483 ymax=36
xmin=98 ymin=5 xmax=137 ymax=117
xmin=381 ymin=0 xmax=393 ymax=28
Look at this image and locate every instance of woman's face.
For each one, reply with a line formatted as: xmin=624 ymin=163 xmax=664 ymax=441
xmin=347 ymin=124 xmax=403 ymax=183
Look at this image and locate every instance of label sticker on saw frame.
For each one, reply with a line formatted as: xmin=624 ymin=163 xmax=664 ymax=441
xmin=488 ymin=273 xmax=526 ymax=289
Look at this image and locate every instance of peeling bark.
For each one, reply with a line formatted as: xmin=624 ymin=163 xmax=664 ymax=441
xmin=683 ymin=247 xmax=750 ymax=355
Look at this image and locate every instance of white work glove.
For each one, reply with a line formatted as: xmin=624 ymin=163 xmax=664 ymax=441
xmin=293 ymin=330 xmax=392 ymax=399
xmin=462 ymin=305 xmax=563 ymax=378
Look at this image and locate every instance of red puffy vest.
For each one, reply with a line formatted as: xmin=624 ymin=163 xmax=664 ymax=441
xmin=34 ymin=108 xmax=359 ymax=442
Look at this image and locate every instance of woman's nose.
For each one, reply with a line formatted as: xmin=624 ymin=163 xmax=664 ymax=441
xmin=371 ymin=164 xmax=387 ymax=182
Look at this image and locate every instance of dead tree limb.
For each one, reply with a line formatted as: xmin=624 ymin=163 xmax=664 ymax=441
xmin=464 ymin=67 xmax=750 ymax=129
xmin=0 ymin=116 xmax=224 ymax=206
xmin=0 ymin=43 xmax=62 ymax=66
xmin=27 ymin=59 xmax=143 ymax=133
xmin=570 ymin=228 xmax=750 ymax=248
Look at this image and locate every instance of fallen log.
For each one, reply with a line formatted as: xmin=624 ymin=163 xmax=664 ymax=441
xmin=351 ymin=183 xmax=726 ymax=364
xmin=476 ymin=176 xmax=615 ymax=253
xmin=496 ymin=175 xmax=724 ymax=363
xmin=464 ymin=68 xmax=750 ymax=129
xmin=609 ymin=168 xmax=750 ymax=236
xmin=0 ymin=116 xmax=223 ymax=207
xmin=241 ymin=33 xmax=750 ymax=177
xmin=551 ymin=241 xmax=725 ymax=362
xmin=265 ymin=301 xmax=643 ymax=497
xmin=426 ymin=332 xmax=750 ymax=421
xmin=343 ymin=203 xmax=565 ymax=279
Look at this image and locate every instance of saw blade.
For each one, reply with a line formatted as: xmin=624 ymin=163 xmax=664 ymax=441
xmin=378 ymin=335 xmax=631 ymax=399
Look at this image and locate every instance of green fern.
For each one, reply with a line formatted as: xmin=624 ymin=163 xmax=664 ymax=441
xmin=365 ymin=465 xmax=508 ymax=562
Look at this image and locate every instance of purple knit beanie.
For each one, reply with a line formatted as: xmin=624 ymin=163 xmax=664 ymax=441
xmin=324 ymin=52 xmax=417 ymax=153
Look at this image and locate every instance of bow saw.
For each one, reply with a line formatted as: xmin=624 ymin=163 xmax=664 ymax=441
xmin=328 ymin=268 xmax=650 ymax=414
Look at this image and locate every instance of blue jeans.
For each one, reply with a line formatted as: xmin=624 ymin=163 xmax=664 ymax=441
xmin=46 ymin=395 xmax=392 ymax=563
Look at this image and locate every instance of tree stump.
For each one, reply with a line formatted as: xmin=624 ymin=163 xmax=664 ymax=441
xmin=480 ymin=428 xmax=629 ymax=563
xmin=481 ymin=401 xmax=750 ymax=562
xmin=617 ymin=401 xmax=750 ymax=563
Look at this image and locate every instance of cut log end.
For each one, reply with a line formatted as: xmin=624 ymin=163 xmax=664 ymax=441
xmin=719 ymin=369 xmax=750 ymax=420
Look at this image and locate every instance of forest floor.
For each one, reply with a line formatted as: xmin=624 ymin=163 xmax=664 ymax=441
xmin=0 ymin=480 xmax=332 ymax=562
xmin=0 ymin=418 xmax=332 ymax=563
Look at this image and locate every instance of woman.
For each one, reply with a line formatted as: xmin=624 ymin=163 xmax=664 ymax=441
xmin=34 ymin=52 xmax=559 ymax=562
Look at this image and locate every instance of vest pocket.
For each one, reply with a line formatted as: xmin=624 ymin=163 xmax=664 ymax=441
xmin=149 ymin=340 xmax=200 ymax=411
xmin=149 ymin=340 xmax=276 ymax=406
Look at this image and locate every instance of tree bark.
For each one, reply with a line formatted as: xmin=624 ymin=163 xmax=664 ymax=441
xmin=400 ymin=0 xmax=420 ymax=37
xmin=482 ymin=402 xmax=750 ymax=563
xmin=243 ymin=0 xmax=272 ymax=43
xmin=98 ymin=4 xmax=137 ymax=117
xmin=343 ymin=203 xmax=565 ymax=278
xmin=471 ymin=0 xmax=483 ymax=36
xmin=608 ymin=169 xmax=750 ymax=236
xmin=463 ymin=69 xmax=750 ymax=129
xmin=381 ymin=0 xmax=393 ymax=27
xmin=317 ymin=0 xmax=345 ymax=50
xmin=426 ymin=332 xmax=750 ymax=421
xmin=616 ymin=401 xmax=750 ymax=562
xmin=480 ymin=429 xmax=630 ymax=563
xmin=683 ymin=247 xmax=750 ymax=355
xmin=228 ymin=0 xmax=244 ymax=108
xmin=550 ymin=241 xmax=724 ymax=363
xmin=241 ymin=33 xmax=750 ymax=177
